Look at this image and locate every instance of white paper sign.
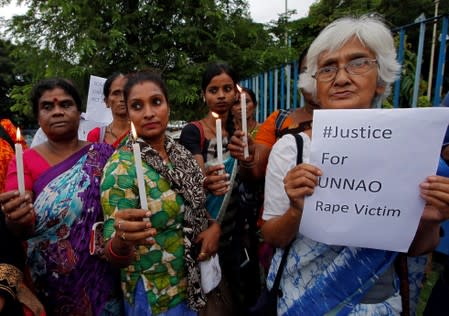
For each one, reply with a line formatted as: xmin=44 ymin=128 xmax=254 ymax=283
xmin=301 ymin=108 xmax=449 ymax=252
xmin=85 ymin=75 xmax=112 ymax=124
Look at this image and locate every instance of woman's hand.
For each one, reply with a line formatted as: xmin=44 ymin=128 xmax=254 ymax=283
xmin=409 ymin=175 xmax=449 ymax=255
xmin=107 ymin=209 xmax=157 ymax=267
xmin=228 ymin=130 xmax=255 ymax=162
xmin=112 ymin=209 xmax=156 ymax=248
xmin=195 ymin=221 xmax=221 ymax=261
xmin=262 ymin=163 xmax=321 ymax=248
xmin=284 ymin=163 xmax=322 ymax=211
xmin=204 ymin=164 xmax=230 ymax=196
xmin=419 ymin=175 xmax=449 ymax=222
xmin=0 ymin=190 xmax=35 ymax=238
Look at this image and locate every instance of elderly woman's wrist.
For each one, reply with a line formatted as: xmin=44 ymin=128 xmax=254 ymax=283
xmin=289 ymin=202 xmax=302 ymax=215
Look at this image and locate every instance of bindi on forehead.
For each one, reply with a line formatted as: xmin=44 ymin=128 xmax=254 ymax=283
xmin=39 ymin=95 xmax=74 ymax=109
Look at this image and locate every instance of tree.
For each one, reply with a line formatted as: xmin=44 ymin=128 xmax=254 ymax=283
xmin=284 ymin=0 xmax=449 ymax=107
xmin=0 ymin=38 xmax=34 ymax=127
xmin=0 ymin=39 xmax=16 ymax=118
xmin=2 ymin=0 xmax=290 ymax=121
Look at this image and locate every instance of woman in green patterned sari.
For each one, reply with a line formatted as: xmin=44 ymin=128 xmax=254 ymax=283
xmin=101 ymin=71 xmax=221 ymax=316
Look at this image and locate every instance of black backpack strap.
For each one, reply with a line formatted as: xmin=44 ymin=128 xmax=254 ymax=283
xmin=271 ymin=242 xmax=292 ymax=295
xmin=278 ymin=119 xmax=313 ymax=139
xmin=274 ymin=109 xmax=293 ymax=139
xmin=271 ymin=133 xmax=303 ymax=294
xmin=0 ymin=123 xmax=16 ymax=151
xmin=293 ymin=133 xmax=303 ymax=165
xmin=191 ymin=121 xmax=205 ymax=151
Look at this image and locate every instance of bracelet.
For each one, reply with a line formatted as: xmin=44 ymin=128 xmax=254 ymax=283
xmin=107 ymin=239 xmax=134 ymax=259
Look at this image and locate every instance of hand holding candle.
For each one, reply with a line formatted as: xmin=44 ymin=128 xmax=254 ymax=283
xmin=131 ymin=123 xmax=148 ymax=211
xmin=15 ymin=128 xmax=25 ymax=194
xmin=237 ymin=85 xmax=249 ymax=158
xmin=211 ymin=112 xmax=223 ymax=165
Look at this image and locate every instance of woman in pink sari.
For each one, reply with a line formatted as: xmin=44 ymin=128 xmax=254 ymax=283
xmin=1 ymin=78 xmax=122 ymax=316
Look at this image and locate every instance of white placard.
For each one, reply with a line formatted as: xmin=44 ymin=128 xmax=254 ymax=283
xmin=85 ymin=75 xmax=112 ymax=124
xmin=301 ymin=108 xmax=449 ymax=252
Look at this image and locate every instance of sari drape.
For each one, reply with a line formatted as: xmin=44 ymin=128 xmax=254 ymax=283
xmin=205 ymin=156 xmax=238 ymax=223
xmin=267 ymin=236 xmax=400 ymax=316
xmin=27 ymin=144 xmax=121 ymax=316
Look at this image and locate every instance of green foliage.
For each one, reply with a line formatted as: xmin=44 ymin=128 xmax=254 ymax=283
xmin=10 ymin=84 xmax=33 ymax=117
xmin=0 ymin=40 xmax=17 ymax=117
xmin=0 ymin=39 xmax=35 ymax=127
xmin=2 ymin=0 xmax=449 ymax=122
xmin=391 ymin=35 xmax=430 ymax=108
xmin=417 ymin=95 xmax=431 ymax=107
xmin=382 ymin=98 xmax=393 ymax=109
xmin=399 ymin=40 xmax=418 ymax=106
xmin=2 ymin=0 xmax=290 ymax=121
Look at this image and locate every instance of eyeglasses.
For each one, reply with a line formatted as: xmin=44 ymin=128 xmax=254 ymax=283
xmin=313 ymin=57 xmax=378 ymax=82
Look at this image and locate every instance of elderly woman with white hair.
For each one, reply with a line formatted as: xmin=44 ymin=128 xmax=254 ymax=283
xmin=261 ymin=15 xmax=449 ymax=315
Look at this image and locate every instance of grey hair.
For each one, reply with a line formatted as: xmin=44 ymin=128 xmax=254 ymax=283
xmin=299 ymin=15 xmax=401 ymax=107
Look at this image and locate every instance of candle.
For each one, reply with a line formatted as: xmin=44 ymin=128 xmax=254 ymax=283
xmin=15 ymin=128 xmax=25 ymax=194
xmin=131 ymin=123 xmax=148 ymax=211
xmin=211 ymin=112 xmax=223 ymax=165
xmin=238 ymin=85 xmax=249 ymax=158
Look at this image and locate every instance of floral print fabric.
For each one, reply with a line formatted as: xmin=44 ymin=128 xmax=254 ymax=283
xmin=101 ymin=148 xmax=186 ymax=315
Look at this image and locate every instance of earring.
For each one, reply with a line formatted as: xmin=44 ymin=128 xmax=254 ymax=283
xmin=202 ymin=96 xmax=206 ymax=103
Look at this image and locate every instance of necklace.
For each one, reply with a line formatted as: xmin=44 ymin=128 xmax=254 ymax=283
xmin=106 ymin=123 xmax=117 ymax=139
xmin=248 ymin=119 xmax=257 ymax=132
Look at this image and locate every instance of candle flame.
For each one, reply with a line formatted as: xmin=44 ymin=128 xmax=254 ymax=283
xmin=236 ymin=84 xmax=243 ymax=93
xmin=130 ymin=122 xmax=137 ymax=141
xmin=16 ymin=128 xmax=21 ymax=142
xmin=211 ymin=112 xmax=219 ymax=119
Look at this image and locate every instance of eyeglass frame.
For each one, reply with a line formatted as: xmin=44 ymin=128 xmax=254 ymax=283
xmin=312 ymin=57 xmax=378 ymax=82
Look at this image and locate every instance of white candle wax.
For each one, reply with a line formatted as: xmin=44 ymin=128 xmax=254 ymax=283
xmin=240 ymin=92 xmax=249 ymax=158
xmin=132 ymin=143 xmax=148 ymax=210
xmin=215 ymin=118 xmax=223 ymax=165
xmin=15 ymin=142 xmax=25 ymax=194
